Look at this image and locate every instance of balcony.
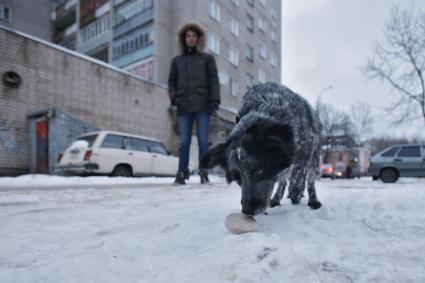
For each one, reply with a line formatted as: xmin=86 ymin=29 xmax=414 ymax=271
xmin=54 ymin=8 xmax=76 ymax=32
xmin=112 ymin=44 xmax=154 ymax=68
xmin=78 ymin=32 xmax=110 ymax=55
xmin=113 ymin=7 xmax=154 ymax=39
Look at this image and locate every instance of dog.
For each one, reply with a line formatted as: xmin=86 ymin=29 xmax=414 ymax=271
xmin=200 ymin=82 xmax=322 ymax=216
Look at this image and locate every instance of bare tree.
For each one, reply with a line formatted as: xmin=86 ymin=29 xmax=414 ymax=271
xmin=363 ymin=5 xmax=425 ymax=126
xmin=316 ymin=99 xmax=357 ymax=162
xmin=368 ymin=135 xmax=425 ymax=155
xmin=350 ymin=103 xmax=374 ymax=144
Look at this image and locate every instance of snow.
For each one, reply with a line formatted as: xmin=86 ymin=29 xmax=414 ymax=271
xmin=1 ymin=176 xmax=425 ymax=282
xmin=0 ymin=174 xmax=222 ymax=188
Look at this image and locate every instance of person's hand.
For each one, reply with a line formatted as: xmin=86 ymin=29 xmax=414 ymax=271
xmin=212 ymin=101 xmax=220 ymax=113
xmin=168 ymin=104 xmax=177 ymax=113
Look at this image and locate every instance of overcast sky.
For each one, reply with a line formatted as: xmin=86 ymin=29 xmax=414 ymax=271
xmin=281 ymin=0 xmax=425 ymax=139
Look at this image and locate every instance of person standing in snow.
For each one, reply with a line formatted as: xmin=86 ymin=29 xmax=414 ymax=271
xmin=168 ymin=22 xmax=221 ymax=185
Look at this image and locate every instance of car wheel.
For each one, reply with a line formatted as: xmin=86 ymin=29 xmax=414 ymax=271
xmin=112 ymin=165 xmax=132 ymax=177
xmin=380 ymin=168 xmax=398 ymax=183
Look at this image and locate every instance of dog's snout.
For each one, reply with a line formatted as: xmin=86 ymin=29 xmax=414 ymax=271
xmin=241 ymin=207 xmax=256 ymax=216
xmin=241 ymin=200 xmax=266 ymax=216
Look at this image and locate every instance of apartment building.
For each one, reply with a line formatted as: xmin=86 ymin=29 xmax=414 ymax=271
xmin=0 ymin=0 xmax=52 ymax=41
xmin=51 ymin=1 xmax=281 ymax=116
xmin=124 ymin=0 xmax=282 ymax=117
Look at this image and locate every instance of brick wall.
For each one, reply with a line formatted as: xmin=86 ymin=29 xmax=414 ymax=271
xmin=0 ymin=26 xmax=180 ymax=176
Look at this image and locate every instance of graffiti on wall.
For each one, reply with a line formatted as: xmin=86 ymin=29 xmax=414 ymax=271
xmin=0 ymin=114 xmax=20 ymax=154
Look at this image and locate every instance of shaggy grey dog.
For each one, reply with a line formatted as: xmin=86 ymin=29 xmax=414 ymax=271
xmin=201 ymin=82 xmax=322 ymax=215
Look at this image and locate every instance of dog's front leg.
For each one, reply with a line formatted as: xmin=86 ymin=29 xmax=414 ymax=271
xmin=306 ymin=149 xmax=322 ymax=209
xmin=288 ymin=162 xmax=308 ymax=205
xmin=307 ymin=181 xmax=321 ymax=209
xmin=270 ymin=179 xmax=287 ymax=207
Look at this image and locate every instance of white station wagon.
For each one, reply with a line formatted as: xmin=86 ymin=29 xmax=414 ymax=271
xmin=56 ymin=131 xmax=187 ymax=177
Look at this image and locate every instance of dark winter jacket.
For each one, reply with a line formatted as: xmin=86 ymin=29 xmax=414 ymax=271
xmin=168 ymin=22 xmax=220 ymax=113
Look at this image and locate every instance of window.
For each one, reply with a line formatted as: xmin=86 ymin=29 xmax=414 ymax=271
xmin=259 ymin=41 xmax=266 ymax=59
xmin=76 ymin=135 xmax=98 ymax=148
xmin=101 ymin=135 xmax=124 ymax=149
xmin=271 ymin=52 xmax=278 ymax=67
xmin=207 ymin=33 xmax=220 ymax=55
xmin=381 ymin=147 xmax=400 ymax=157
xmin=247 ymin=0 xmax=254 ymax=8
xmin=258 ymin=17 xmax=266 ymax=32
xmin=231 ymin=0 xmax=239 ymax=6
xmin=209 ymin=1 xmax=221 ymax=22
xmin=230 ymin=17 xmax=239 ymax=37
xmin=132 ymin=138 xmax=149 ymax=152
xmin=0 ymin=5 xmax=11 ymax=22
xmin=398 ymin=146 xmax=421 ymax=157
xmin=114 ymin=0 xmax=154 ymax=26
xmin=245 ymin=73 xmax=254 ymax=88
xmin=271 ymin=30 xmax=277 ymax=43
xmin=245 ymin=44 xmax=254 ymax=62
xmin=147 ymin=141 xmax=168 ymax=155
xmin=127 ymin=57 xmax=154 ymax=80
xmin=123 ymin=137 xmax=133 ymax=150
xmin=229 ymin=78 xmax=239 ymax=97
xmin=228 ymin=47 xmax=239 ymax=66
xmin=113 ymin=27 xmax=153 ymax=59
xmin=246 ymin=14 xmax=254 ymax=32
xmin=258 ymin=69 xmax=266 ymax=83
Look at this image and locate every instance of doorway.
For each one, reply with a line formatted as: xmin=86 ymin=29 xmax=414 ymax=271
xmin=35 ymin=119 xmax=49 ymax=173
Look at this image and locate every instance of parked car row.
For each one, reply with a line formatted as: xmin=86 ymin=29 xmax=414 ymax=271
xmin=369 ymin=144 xmax=425 ymax=183
xmin=56 ymin=131 xmax=193 ymax=177
xmin=57 ymin=131 xmax=424 ymax=184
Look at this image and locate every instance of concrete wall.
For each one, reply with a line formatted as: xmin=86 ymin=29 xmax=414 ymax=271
xmin=0 ymin=26 xmax=179 ymax=176
xmin=0 ymin=0 xmax=52 ymax=41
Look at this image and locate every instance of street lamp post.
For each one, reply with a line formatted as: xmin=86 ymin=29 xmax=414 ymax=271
xmin=316 ymin=85 xmax=333 ymax=164
xmin=317 ymin=85 xmax=333 ymax=102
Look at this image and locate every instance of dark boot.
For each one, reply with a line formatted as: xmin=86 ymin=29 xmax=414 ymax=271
xmin=173 ymin=171 xmax=186 ymax=185
xmin=184 ymin=171 xmax=190 ymax=180
xmin=199 ymin=169 xmax=210 ymax=185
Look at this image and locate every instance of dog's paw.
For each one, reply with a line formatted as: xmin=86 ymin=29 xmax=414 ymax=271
xmin=308 ymin=200 xmax=322 ymax=209
xmin=290 ymin=198 xmax=301 ymax=205
xmin=270 ymin=199 xmax=281 ymax=208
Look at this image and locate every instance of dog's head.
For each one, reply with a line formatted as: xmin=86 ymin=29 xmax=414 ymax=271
xmin=200 ymin=113 xmax=295 ymax=215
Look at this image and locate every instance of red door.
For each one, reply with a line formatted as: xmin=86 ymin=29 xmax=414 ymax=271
xmin=36 ymin=120 xmax=49 ymax=174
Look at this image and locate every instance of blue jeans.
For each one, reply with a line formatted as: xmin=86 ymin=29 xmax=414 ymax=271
xmin=178 ymin=112 xmax=211 ymax=173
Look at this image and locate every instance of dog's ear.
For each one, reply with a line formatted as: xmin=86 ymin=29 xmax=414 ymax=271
xmin=242 ymin=119 xmax=295 ymax=167
xmin=200 ymin=142 xmax=228 ymax=169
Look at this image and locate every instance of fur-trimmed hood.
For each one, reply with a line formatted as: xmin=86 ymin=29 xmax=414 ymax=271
xmin=178 ymin=22 xmax=206 ymax=54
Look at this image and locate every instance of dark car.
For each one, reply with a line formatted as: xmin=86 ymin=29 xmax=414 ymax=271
xmin=320 ymin=163 xmax=336 ymax=179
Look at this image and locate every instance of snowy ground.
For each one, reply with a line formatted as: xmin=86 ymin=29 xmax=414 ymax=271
xmin=1 ymin=175 xmax=425 ymax=283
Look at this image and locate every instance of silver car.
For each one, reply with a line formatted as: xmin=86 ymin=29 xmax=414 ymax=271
xmin=369 ymin=144 xmax=425 ymax=183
